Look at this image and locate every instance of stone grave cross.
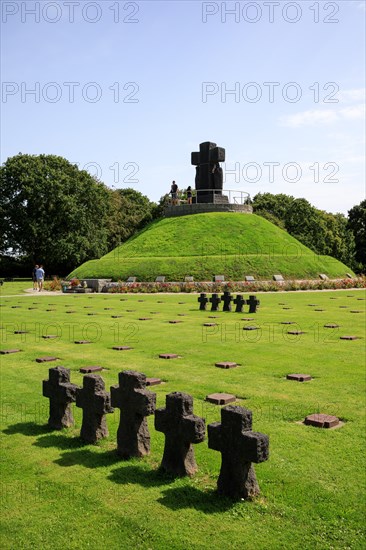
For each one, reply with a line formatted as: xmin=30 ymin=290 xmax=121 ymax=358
xmin=221 ymin=291 xmax=233 ymax=312
xmin=76 ymin=375 xmax=114 ymax=444
xmin=43 ymin=366 xmax=79 ymax=430
xmin=234 ymin=294 xmax=246 ymax=313
xmin=208 ymin=405 xmax=269 ymax=499
xmin=198 ymin=293 xmax=208 ymax=311
xmin=110 ymin=370 xmax=156 ymax=458
xmin=155 ymin=392 xmax=205 ymax=476
xmin=209 ymin=293 xmax=221 ymax=311
xmin=247 ymin=295 xmax=260 ymax=313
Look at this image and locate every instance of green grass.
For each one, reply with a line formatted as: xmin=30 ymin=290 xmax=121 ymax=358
xmin=0 ymin=280 xmax=32 ymax=296
xmin=1 ymin=285 xmax=365 ymax=549
xmin=69 ymin=213 xmax=353 ymax=281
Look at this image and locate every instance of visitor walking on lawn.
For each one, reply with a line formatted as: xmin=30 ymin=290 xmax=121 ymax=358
xmin=36 ymin=265 xmax=45 ymax=291
xmin=32 ymin=264 xmax=39 ymax=290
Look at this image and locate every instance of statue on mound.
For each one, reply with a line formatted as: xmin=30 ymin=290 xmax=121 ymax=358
xmin=191 ymin=141 xmax=226 ymax=203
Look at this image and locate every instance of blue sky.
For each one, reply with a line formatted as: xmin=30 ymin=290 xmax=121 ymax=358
xmin=1 ymin=0 xmax=365 ymax=214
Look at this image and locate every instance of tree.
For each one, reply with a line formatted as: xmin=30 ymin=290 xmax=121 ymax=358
xmin=107 ymin=188 xmax=158 ymax=250
xmin=348 ymin=200 xmax=366 ymax=272
xmin=0 ymin=153 xmax=111 ymax=274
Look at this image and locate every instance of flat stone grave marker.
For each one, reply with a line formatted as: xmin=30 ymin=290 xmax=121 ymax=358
xmin=357 ymin=298 xmax=365 ymax=301
xmin=241 ymin=317 xmax=254 ymax=321
xmin=281 ymin=321 xmax=295 ymax=325
xmin=84 ymin=306 xmax=92 ymax=308
xmin=11 ymin=306 xmax=21 ymax=308
xmin=126 ymin=310 xmax=135 ymax=312
xmin=150 ymin=312 xmax=160 ymax=314
xmin=36 ymin=356 xmax=58 ymax=363
xmin=243 ymin=326 xmax=259 ymax=331
xmin=208 ymin=405 xmax=269 ymax=499
xmin=66 ymin=311 xmax=76 ymax=314
xmin=111 ymin=370 xmax=156 ymax=458
xmin=14 ymin=331 xmax=29 ymax=334
xmin=340 ymin=336 xmax=358 ymax=340
xmin=273 ymin=274 xmax=284 ymax=282
xmin=46 ymin=309 xmax=56 ymax=312
xmin=350 ymin=310 xmax=363 ymax=313
xmin=314 ymin=309 xmax=325 ymax=311
xmin=87 ymin=313 xmax=97 ymax=315
xmin=75 ymin=340 xmax=91 ymax=344
xmin=42 ymin=335 xmax=58 ymax=339
xmin=206 ymin=393 xmax=236 ymax=405
xmin=43 ymin=366 xmax=79 ymax=429
xmin=155 ymin=392 xmax=205 ymax=476
xmin=178 ymin=302 xmax=185 ymax=304
xmin=169 ymin=320 xmax=182 ymax=324
xmin=80 ymin=366 xmax=103 ymax=373
xmin=159 ymin=353 xmax=179 ymax=359
xmin=339 ymin=306 xmax=348 ymax=308
xmin=308 ymin=304 xmax=317 ymax=306
xmin=214 ymin=275 xmax=225 ymax=282
xmin=215 ymin=361 xmax=237 ymax=369
xmin=208 ymin=315 xmax=218 ymax=318
xmin=111 ymin=315 xmax=122 ymax=318
xmin=126 ymin=277 xmax=136 ymax=283
xmin=138 ymin=300 xmax=144 ymax=302
xmin=204 ymin=323 xmax=216 ymax=326
xmin=139 ymin=317 xmax=152 ymax=321
xmin=324 ymin=324 xmax=339 ymax=328
xmin=1 ymin=349 xmax=21 ymax=354
xmin=112 ymin=346 xmax=132 ymax=350
xmin=282 ymin=307 xmax=292 ymax=310
xmin=319 ymin=274 xmax=328 ymax=280
xmin=157 ymin=301 xmax=164 ymax=303
xmin=287 ymin=330 xmax=305 ymax=335
xmin=198 ymin=293 xmax=208 ymax=311
xmin=155 ymin=276 xmax=165 ymax=283
xmin=287 ymin=374 xmax=312 ymax=382
xmin=76 ymin=374 xmax=114 ymax=444
xmin=304 ymin=413 xmax=340 ymax=428
xmin=28 ymin=307 xmax=37 ymax=310
xmin=178 ymin=314 xmax=186 ymax=316
xmin=104 ymin=307 xmax=113 ymax=310
xmin=146 ymin=377 xmax=162 ymax=386
xmin=185 ymin=276 xmax=194 ymax=282
xmin=245 ymin=276 xmax=255 ymax=282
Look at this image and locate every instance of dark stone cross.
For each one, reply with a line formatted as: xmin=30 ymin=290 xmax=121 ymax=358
xmin=247 ymin=295 xmax=260 ymax=314
xmin=198 ymin=293 xmax=208 ymax=311
xmin=76 ymin=375 xmax=114 ymax=444
xmin=155 ymin=392 xmax=206 ymax=476
xmin=209 ymin=293 xmax=221 ymax=311
xmin=191 ymin=141 xmax=225 ymax=203
xmin=110 ymin=370 xmax=156 ymax=458
xmin=42 ymin=366 xmax=79 ymax=430
xmin=221 ymin=291 xmax=233 ymax=312
xmin=234 ymin=294 xmax=246 ymax=313
xmin=208 ymin=405 xmax=269 ymax=499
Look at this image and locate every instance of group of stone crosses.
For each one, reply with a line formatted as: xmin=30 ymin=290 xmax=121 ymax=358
xmin=199 ymin=291 xmax=260 ymax=313
xmin=43 ymin=367 xmax=269 ymax=500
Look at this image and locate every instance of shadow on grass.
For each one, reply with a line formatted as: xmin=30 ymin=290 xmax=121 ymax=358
xmin=54 ymin=448 xmax=122 ymax=468
xmin=109 ymin=464 xmax=174 ymax=488
xmin=157 ymin=485 xmax=235 ymax=514
xmin=33 ymin=433 xmax=86 ymax=450
xmin=3 ymin=422 xmax=52 ymax=437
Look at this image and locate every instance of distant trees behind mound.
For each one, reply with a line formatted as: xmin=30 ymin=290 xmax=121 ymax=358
xmin=252 ymin=193 xmax=365 ymax=273
xmin=0 ymin=154 xmax=364 ymax=276
xmin=0 ymin=154 xmax=158 ymax=276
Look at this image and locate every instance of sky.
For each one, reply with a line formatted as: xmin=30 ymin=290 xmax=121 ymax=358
xmin=1 ymin=0 xmax=365 ymax=214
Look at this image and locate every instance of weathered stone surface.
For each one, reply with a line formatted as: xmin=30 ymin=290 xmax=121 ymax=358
xmin=159 ymin=353 xmax=179 ymax=359
xmin=287 ymin=374 xmax=312 ymax=382
xmin=273 ymin=274 xmax=284 ymax=282
xmin=155 ymin=392 xmax=205 ymax=476
xmin=215 ymin=361 xmax=237 ymax=369
xmin=198 ymin=293 xmax=208 ymax=311
xmin=245 ymin=276 xmax=255 ymax=282
xmin=36 ymin=356 xmax=58 ymax=363
xmin=43 ymin=366 xmax=79 ymax=429
xmin=208 ymin=405 xmax=269 ymax=499
xmin=76 ymin=375 xmax=114 ymax=444
xmin=206 ymin=393 xmax=236 ymax=405
xmin=221 ymin=291 xmax=233 ymax=312
xmin=209 ymin=293 xmax=221 ymax=311
xmin=1 ymin=349 xmax=21 ymax=354
xmin=80 ymin=366 xmax=103 ymax=373
xmin=111 ymin=370 xmax=156 ymax=458
xmin=304 ymin=413 xmax=339 ymax=428
xmin=234 ymin=294 xmax=246 ymax=313
xmin=247 ymin=295 xmax=260 ymax=313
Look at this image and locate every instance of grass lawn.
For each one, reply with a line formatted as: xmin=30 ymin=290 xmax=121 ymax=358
xmin=1 ymin=285 xmax=365 ymax=549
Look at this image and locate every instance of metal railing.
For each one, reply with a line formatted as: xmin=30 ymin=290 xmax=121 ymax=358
xmin=168 ymin=189 xmax=251 ymax=206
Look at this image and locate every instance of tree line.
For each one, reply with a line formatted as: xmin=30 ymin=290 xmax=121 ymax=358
xmin=0 ymin=154 xmax=364 ymax=276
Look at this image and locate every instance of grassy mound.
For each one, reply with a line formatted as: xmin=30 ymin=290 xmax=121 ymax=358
xmin=69 ymin=213 xmax=353 ymax=280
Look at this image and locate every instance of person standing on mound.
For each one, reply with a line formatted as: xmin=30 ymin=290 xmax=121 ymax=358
xmin=36 ymin=265 xmax=45 ymax=291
